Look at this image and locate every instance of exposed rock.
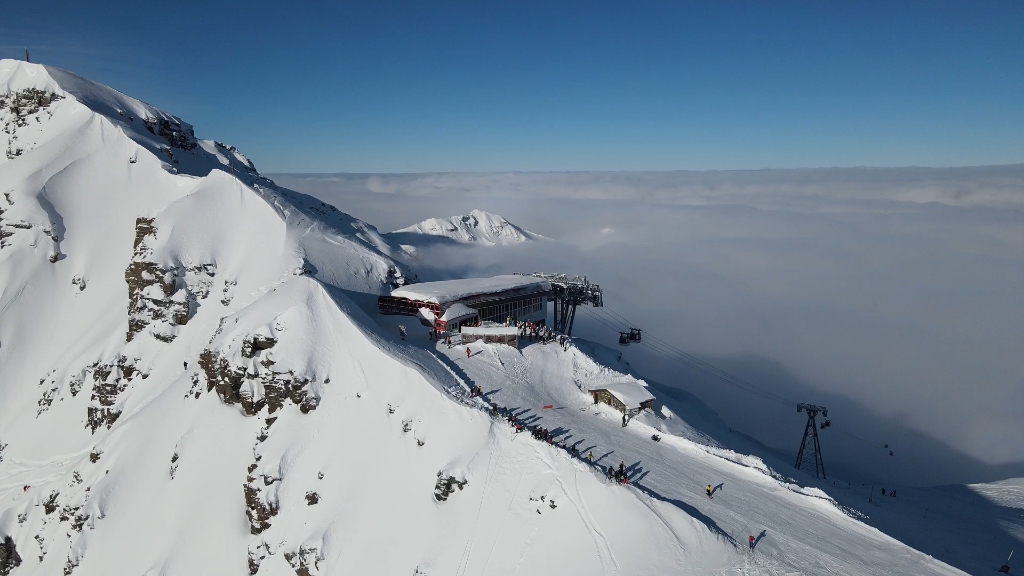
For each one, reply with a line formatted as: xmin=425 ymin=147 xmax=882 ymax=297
xmin=125 ymin=218 xmax=213 ymax=342
xmin=43 ymin=491 xmax=59 ymax=514
xmin=284 ymin=545 xmax=321 ymax=576
xmin=0 ymin=536 xmax=21 ymax=576
xmin=143 ymin=117 xmax=197 ymax=151
xmin=243 ymin=480 xmax=278 ymax=535
xmin=241 ymin=334 xmax=277 ymax=359
xmin=199 ymin=348 xmax=318 ymax=416
xmin=1 ymin=89 xmax=63 ymax=161
xmin=433 ymin=472 xmax=468 ymax=502
xmin=305 ymin=491 xmax=320 ymax=506
xmin=85 ymin=356 xmax=140 ymax=432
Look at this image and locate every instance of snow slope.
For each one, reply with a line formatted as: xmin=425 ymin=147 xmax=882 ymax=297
xmin=394 ymin=324 xmax=966 ymax=575
xmin=387 ymin=209 xmax=544 ymax=250
xmin=0 ymin=58 xmax=1002 ymax=576
xmin=0 ymin=60 xmax=730 ymax=575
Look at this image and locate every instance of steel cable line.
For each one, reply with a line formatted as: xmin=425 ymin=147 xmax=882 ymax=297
xmin=581 ymin=306 xmax=792 ymax=405
xmin=598 ymin=307 xmax=792 ymax=402
xmin=589 ymin=305 xmax=893 ymax=451
xmin=576 ymin=307 xmax=791 ymax=405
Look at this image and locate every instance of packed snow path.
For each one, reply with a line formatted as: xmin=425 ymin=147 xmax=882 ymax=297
xmin=427 ymin=334 xmax=963 ymax=576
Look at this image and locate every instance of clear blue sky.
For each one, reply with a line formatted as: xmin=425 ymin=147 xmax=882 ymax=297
xmin=3 ymin=1 xmax=1022 ymax=172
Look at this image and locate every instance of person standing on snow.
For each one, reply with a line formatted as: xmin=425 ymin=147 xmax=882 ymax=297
xmin=749 ymin=535 xmax=755 ymax=550
xmin=706 ymin=485 xmax=713 ymax=499
xmin=587 ymin=451 xmax=593 ymax=463
xmin=466 ymin=347 xmax=471 ymax=359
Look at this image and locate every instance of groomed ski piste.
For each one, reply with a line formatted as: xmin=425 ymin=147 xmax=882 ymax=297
xmin=0 ymin=58 xmax=1017 ymax=575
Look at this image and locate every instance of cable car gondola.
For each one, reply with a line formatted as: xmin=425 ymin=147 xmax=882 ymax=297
xmin=628 ymin=328 xmax=642 ymax=343
xmin=618 ymin=332 xmax=630 ymax=346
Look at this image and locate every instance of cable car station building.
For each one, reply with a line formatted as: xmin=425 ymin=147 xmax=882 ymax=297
xmin=378 ymin=275 xmax=551 ymax=332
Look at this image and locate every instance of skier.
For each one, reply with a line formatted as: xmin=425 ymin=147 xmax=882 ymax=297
xmin=706 ymin=485 xmax=713 ymax=499
xmin=622 ymin=413 xmax=628 ymax=427
xmin=606 ymin=466 xmax=614 ymax=481
xmin=587 ymin=451 xmax=594 ymax=464
xmin=399 ymin=325 xmax=407 ymax=341
xmin=749 ymin=535 xmax=755 ymax=551
xmin=619 ymin=461 xmax=625 ymax=478
xmin=466 ymin=347 xmax=471 ymax=359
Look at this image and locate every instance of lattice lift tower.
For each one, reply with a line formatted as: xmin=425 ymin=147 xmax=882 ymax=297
xmin=519 ymin=273 xmax=603 ymax=337
xmin=795 ymin=403 xmax=828 ymax=479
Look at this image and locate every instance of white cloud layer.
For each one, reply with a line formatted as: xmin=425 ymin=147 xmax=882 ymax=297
xmin=272 ymin=166 xmax=1024 ymax=486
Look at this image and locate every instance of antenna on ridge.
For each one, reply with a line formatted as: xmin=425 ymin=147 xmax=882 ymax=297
xmin=25 ymin=48 xmax=31 ymax=63
xmin=795 ymin=403 xmax=828 ymax=479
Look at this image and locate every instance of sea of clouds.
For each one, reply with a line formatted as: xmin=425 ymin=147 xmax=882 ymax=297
xmin=272 ymin=166 xmax=1024 ymax=487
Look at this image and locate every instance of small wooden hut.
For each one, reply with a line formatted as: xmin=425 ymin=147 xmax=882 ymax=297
xmin=589 ymin=382 xmax=655 ymax=417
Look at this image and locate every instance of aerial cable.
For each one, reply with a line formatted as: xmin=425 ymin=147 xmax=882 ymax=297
xmin=589 ymin=306 xmax=790 ymax=402
xmin=580 ymin=307 xmax=895 ymax=455
xmin=577 ymin=307 xmax=790 ymax=405
xmin=592 ymin=306 xmax=794 ymax=403
xmin=589 ymin=305 xmax=894 ymax=451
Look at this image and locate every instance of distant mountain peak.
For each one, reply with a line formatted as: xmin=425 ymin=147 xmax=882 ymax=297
xmin=388 ymin=209 xmax=543 ymax=247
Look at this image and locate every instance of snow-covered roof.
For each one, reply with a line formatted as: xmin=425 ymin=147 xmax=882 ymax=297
xmin=390 ymin=275 xmax=550 ymax=305
xmin=417 ymin=307 xmax=436 ymax=322
xmin=440 ymin=302 xmax=477 ymax=321
xmin=589 ymin=382 xmax=655 ymax=410
xmin=460 ymin=325 xmax=519 ymax=336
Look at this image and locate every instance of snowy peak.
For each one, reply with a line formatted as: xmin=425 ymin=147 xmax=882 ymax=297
xmin=0 ymin=59 xmax=257 ymax=179
xmin=388 ymin=209 xmax=542 ymax=247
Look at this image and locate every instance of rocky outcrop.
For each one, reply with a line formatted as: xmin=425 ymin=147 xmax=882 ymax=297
xmin=0 ymin=536 xmax=21 ymax=576
xmin=1 ymin=88 xmax=63 ymax=160
xmin=433 ymin=472 xmax=468 ymax=502
xmin=85 ymin=356 xmax=142 ymax=432
xmin=284 ymin=546 xmax=322 ymax=576
xmin=126 ymin=217 xmax=214 ymax=342
xmin=199 ymin=342 xmax=318 ymax=417
xmin=143 ymin=117 xmax=197 ymax=151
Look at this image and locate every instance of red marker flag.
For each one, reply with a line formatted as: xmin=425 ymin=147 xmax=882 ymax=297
xmin=543 ymin=404 xmax=554 ymax=410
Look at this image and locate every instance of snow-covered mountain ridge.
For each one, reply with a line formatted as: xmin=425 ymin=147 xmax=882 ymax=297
xmin=387 ymin=209 xmax=543 ymax=247
xmin=0 ymin=59 xmax=1010 ymax=575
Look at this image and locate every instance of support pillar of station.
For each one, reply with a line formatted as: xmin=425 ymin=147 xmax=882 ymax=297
xmin=519 ymin=273 xmax=603 ymax=337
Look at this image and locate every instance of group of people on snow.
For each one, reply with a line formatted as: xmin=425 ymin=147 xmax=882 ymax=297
xmin=605 ymin=460 xmax=630 ymax=485
xmin=487 ymin=401 xmax=636 ymax=485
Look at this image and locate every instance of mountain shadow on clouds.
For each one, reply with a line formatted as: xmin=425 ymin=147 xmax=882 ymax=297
xmin=576 ymin=342 xmax=1023 ymax=576
xmin=640 ymin=351 xmax=1024 ymax=487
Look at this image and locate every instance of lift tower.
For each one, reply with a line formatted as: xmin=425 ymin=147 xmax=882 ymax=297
xmin=518 ymin=273 xmax=603 ymax=337
xmin=794 ymin=403 xmax=828 ymax=479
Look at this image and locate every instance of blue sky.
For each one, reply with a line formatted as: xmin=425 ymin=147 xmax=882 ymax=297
xmin=3 ymin=1 xmax=1022 ymax=172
